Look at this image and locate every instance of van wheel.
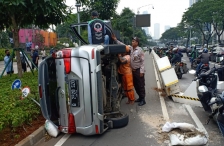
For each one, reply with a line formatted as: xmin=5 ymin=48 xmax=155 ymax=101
xmin=105 ymin=112 xmax=129 ymax=128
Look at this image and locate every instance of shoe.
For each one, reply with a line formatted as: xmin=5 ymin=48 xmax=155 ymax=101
xmin=135 ymin=98 xmax=141 ymax=102
xmin=138 ymin=100 xmax=146 ymax=106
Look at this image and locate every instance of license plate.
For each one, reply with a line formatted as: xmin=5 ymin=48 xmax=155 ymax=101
xmin=70 ymin=79 xmax=80 ymax=107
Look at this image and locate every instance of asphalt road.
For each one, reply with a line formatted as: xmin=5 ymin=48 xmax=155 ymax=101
xmin=36 ymin=52 xmax=224 ymax=146
xmin=1 ymin=52 xmax=223 ymax=146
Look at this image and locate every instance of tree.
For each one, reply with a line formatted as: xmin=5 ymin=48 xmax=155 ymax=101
xmin=160 ymin=27 xmax=180 ymax=42
xmin=78 ymin=0 xmax=119 ymax=20
xmin=0 ymin=0 xmax=71 ymax=77
xmin=182 ymin=0 xmax=224 ymax=45
xmin=204 ymin=0 xmax=224 ymax=44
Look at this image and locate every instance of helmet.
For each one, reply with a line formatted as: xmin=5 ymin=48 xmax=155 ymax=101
xmin=125 ymin=45 xmax=130 ymax=53
xmin=173 ymin=47 xmax=178 ymax=52
xmin=203 ymin=48 xmax=208 ymax=53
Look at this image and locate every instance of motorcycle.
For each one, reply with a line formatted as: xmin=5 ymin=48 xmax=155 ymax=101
xmin=174 ymin=62 xmax=188 ymax=79
xmin=194 ymin=68 xmax=224 ymax=136
xmin=198 ymin=85 xmax=224 ymax=136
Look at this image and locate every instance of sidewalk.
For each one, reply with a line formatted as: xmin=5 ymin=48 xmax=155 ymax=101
xmin=0 ymin=60 xmax=42 ymax=75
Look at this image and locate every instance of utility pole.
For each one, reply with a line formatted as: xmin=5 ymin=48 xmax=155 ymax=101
xmin=75 ymin=3 xmax=81 ymax=46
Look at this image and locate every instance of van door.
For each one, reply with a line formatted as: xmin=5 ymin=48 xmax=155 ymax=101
xmin=39 ymin=57 xmax=60 ymax=125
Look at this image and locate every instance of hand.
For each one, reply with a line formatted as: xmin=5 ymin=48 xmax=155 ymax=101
xmin=140 ymin=73 xmax=144 ymax=77
xmin=111 ymin=33 xmax=117 ymax=41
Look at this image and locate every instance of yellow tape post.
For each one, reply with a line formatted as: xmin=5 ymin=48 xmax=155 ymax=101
xmin=171 ymin=94 xmax=200 ymax=101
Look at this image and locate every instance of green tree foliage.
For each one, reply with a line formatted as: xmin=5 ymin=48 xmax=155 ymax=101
xmin=78 ymin=0 xmax=119 ymax=20
xmin=0 ymin=0 xmax=71 ymax=77
xmin=111 ymin=8 xmax=153 ymax=46
xmin=160 ymin=27 xmax=180 ymax=42
xmin=181 ymin=0 xmax=224 ymax=46
xmin=0 ymin=31 xmax=10 ymax=48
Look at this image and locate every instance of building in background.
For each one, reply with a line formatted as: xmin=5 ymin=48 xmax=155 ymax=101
xmin=154 ymin=23 xmax=160 ymax=39
xmin=189 ymin=0 xmax=199 ymax=7
xmin=19 ymin=29 xmax=57 ymax=49
xmin=164 ymin=25 xmax=170 ymax=31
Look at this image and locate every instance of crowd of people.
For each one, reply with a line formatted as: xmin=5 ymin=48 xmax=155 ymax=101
xmin=3 ymin=46 xmax=48 ymax=75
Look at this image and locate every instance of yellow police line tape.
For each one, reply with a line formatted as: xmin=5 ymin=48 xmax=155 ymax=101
xmin=171 ymin=94 xmax=200 ymax=101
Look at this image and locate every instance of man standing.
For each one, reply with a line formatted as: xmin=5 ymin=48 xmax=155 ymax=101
xmin=112 ymin=35 xmax=146 ymax=106
xmin=88 ymin=11 xmax=109 ymax=45
xmin=20 ymin=52 xmax=27 ymax=72
xmin=32 ymin=48 xmax=39 ymax=69
xmin=41 ymin=48 xmax=47 ymax=60
xmin=4 ymin=50 xmax=14 ymax=74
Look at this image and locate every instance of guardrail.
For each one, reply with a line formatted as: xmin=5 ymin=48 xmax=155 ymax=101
xmin=151 ymin=50 xmax=202 ymax=107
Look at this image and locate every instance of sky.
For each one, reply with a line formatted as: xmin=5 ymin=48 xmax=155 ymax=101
xmin=66 ymin=0 xmax=189 ymax=38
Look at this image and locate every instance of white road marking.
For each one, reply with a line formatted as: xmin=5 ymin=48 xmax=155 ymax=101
xmin=185 ymin=104 xmax=208 ymax=136
xmin=54 ymin=134 xmax=71 ymax=146
xmin=182 ymin=59 xmax=186 ymax=62
xmin=152 ymin=57 xmax=169 ymax=121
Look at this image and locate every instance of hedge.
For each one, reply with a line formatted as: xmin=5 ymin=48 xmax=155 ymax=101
xmin=0 ymin=71 xmax=40 ymax=132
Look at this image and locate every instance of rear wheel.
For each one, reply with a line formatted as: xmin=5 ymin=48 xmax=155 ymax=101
xmin=105 ymin=112 xmax=129 ymax=128
xmin=177 ymin=73 xmax=182 ymax=79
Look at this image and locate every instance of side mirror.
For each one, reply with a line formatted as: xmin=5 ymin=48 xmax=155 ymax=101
xmin=198 ymin=85 xmax=208 ymax=93
xmin=189 ymin=70 xmax=196 ymax=74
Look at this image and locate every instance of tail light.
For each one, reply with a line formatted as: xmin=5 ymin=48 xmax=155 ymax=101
xmin=68 ymin=113 xmax=76 ymax=134
xmin=39 ymin=85 xmax=42 ymax=98
xmin=92 ymin=48 xmax=95 ymax=59
xmin=52 ymin=49 xmax=71 ymax=74
xmin=95 ymin=125 xmax=99 ymax=134
xmin=204 ymin=64 xmax=208 ymax=66
xmin=180 ymin=63 xmax=183 ymax=66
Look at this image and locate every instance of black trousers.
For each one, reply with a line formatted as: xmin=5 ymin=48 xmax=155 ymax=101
xmin=22 ymin=63 xmax=27 ymax=72
xmin=132 ymin=68 xmax=145 ymax=100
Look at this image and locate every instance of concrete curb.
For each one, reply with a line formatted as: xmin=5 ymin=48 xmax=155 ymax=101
xmin=15 ymin=126 xmax=45 ymax=146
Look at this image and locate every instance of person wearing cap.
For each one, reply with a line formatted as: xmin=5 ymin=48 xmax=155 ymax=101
xmin=88 ymin=11 xmax=109 ymax=45
xmin=112 ymin=35 xmax=146 ymax=106
xmin=118 ymin=46 xmax=135 ymax=104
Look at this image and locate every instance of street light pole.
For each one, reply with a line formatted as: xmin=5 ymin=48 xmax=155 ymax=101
xmin=137 ymin=4 xmax=154 ymax=14
xmin=75 ymin=3 xmax=81 ymax=46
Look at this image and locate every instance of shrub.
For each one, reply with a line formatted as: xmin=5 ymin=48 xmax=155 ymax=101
xmin=0 ymin=71 xmax=40 ymax=132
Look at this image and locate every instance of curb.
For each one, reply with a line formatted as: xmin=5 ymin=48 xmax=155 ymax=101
xmin=15 ymin=126 xmax=45 ymax=146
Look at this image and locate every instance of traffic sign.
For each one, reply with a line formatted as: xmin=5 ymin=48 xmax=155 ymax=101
xmin=11 ymin=79 xmax=21 ymax=90
xmin=21 ymin=86 xmax=30 ymax=99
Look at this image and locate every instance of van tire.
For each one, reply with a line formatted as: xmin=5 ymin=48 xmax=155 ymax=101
xmin=106 ymin=112 xmax=129 ymax=128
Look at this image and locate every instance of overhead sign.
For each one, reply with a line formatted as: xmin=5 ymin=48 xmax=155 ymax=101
xmin=21 ymin=87 xmax=30 ymax=99
xmin=136 ymin=14 xmax=151 ymax=27
xmin=11 ymin=79 xmax=21 ymax=90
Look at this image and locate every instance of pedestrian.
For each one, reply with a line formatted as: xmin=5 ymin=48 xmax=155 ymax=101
xmin=41 ymin=48 xmax=47 ymax=60
xmin=112 ymin=35 xmax=146 ymax=106
xmin=32 ymin=48 xmax=39 ymax=69
xmin=20 ymin=52 xmax=27 ymax=72
xmin=118 ymin=46 xmax=135 ymax=104
xmin=88 ymin=11 xmax=109 ymax=45
xmin=26 ymin=41 xmax=32 ymax=52
xmin=4 ymin=50 xmax=14 ymax=74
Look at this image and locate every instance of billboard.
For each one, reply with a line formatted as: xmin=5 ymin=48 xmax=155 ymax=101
xmin=135 ymin=14 xmax=151 ymax=27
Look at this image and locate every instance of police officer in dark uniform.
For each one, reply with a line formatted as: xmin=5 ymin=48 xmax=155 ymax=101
xmin=88 ymin=11 xmax=109 ymax=45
